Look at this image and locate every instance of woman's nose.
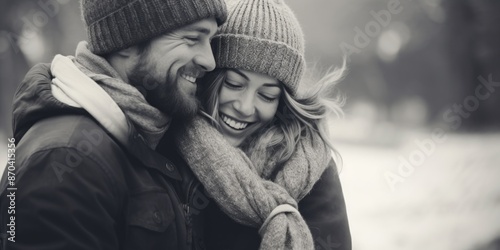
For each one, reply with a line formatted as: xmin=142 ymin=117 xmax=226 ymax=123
xmin=233 ymin=93 xmax=255 ymax=117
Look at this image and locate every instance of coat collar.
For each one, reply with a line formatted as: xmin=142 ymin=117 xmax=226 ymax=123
xmin=122 ymin=119 xmax=181 ymax=180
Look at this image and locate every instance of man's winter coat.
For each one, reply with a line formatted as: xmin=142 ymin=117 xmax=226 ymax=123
xmin=0 ymin=64 xmax=201 ymax=250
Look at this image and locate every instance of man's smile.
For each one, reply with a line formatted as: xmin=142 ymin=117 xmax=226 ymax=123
xmin=180 ymin=74 xmax=197 ymax=83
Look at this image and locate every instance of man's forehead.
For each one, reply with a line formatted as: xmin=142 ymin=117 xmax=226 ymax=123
xmin=178 ymin=18 xmax=218 ymax=35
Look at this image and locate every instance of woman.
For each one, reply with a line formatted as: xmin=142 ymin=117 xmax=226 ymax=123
xmin=171 ymin=0 xmax=351 ymax=249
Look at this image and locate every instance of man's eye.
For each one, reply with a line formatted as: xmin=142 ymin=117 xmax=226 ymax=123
xmin=184 ymin=37 xmax=200 ymax=44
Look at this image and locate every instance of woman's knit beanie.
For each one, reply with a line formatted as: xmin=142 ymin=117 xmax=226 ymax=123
xmin=212 ymin=0 xmax=305 ymax=96
xmin=80 ymin=0 xmax=228 ymax=55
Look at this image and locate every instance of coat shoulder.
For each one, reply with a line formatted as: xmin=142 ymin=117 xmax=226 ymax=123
xmin=13 ymin=114 xmax=129 ymax=188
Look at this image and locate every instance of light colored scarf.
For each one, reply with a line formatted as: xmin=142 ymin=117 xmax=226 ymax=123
xmin=175 ymin=116 xmax=331 ymax=250
xmin=52 ymin=41 xmax=170 ymax=148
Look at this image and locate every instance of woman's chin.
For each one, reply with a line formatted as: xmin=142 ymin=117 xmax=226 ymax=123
xmin=224 ymin=136 xmax=244 ymax=147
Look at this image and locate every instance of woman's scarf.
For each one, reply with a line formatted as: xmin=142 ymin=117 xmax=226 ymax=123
xmin=175 ymin=116 xmax=331 ymax=250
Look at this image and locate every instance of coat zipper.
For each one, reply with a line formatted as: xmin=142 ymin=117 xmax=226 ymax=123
xmin=183 ymin=203 xmax=192 ymax=249
xmin=184 ymin=179 xmax=200 ymax=249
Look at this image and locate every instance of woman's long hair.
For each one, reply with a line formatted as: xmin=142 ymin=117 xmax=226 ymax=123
xmin=198 ymin=60 xmax=346 ymax=178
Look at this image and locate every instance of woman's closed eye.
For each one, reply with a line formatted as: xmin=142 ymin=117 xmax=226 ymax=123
xmin=259 ymin=93 xmax=279 ymax=102
xmin=224 ymin=80 xmax=243 ymax=89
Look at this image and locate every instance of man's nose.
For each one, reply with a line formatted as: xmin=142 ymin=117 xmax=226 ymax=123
xmin=194 ymin=43 xmax=216 ymax=72
xmin=233 ymin=93 xmax=255 ymax=117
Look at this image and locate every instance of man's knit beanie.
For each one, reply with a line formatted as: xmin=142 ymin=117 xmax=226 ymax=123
xmin=212 ymin=0 xmax=305 ymax=96
xmin=80 ymin=0 xmax=228 ymax=55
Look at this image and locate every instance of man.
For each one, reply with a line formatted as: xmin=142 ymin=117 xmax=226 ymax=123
xmin=0 ymin=0 xmax=226 ymax=249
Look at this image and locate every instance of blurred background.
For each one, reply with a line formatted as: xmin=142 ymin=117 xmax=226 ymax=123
xmin=1 ymin=0 xmax=499 ymax=249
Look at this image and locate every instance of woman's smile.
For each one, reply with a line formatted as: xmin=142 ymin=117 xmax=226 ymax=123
xmin=220 ymin=113 xmax=251 ymax=130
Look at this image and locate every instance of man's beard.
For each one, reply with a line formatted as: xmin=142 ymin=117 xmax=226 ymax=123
xmin=128 ymin=54 xmax=199 ymax=122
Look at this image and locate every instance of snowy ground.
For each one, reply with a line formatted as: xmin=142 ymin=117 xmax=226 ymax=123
xmin=336 ymin=131 xmax=500 ymax=250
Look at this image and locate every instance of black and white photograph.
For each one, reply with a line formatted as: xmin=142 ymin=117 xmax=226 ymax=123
xmin=0 ymin=0 xmax=499 ymax=249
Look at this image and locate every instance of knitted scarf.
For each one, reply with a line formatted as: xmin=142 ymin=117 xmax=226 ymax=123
xmin=71 ymin=41 xmax=170 ymax=148
xmin=175 ymin=116 xmax=332 ymax=250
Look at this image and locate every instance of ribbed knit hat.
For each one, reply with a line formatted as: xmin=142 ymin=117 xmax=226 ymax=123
xmin=80 ymin=0 xmax=228 ymax=55
xmin=212 ymin=0 xmax=305 ymax=96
